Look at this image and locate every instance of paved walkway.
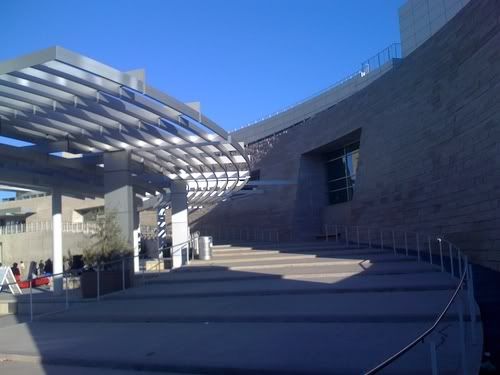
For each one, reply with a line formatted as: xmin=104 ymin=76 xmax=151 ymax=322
xmin=0 ymin=241 xmax=483 ymax=374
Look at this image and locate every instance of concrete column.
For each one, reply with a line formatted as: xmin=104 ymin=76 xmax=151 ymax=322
xmin=170 ymin=181 xmax=188 ymax=269
xmin=51 ymin=189 xmax=63 ymax=294
xmin=104 ymin=151 xmax=139 ymax=272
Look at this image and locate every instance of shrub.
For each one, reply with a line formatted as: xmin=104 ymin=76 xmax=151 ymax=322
xmin=81 ymin=211 xmax=132 ymax=266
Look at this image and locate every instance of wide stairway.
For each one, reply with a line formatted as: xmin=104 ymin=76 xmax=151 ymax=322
xmin=0 ymin=241 xmax=482 ymax=374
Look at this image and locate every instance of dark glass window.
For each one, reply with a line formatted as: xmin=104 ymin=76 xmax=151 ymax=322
xmin=325 ymin=141 xmax=360 ymax=205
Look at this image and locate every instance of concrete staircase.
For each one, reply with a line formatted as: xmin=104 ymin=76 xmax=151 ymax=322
xmin=0 ymin=241 xmax=483 ymax=374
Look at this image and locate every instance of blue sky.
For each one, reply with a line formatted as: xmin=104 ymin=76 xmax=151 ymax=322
xmin=1 ymin=0 xmax=404 ymax=130
xmin=0 ymin=0 xmax=405 ymax=199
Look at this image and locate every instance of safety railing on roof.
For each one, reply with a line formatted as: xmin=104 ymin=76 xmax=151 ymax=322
xmin=322 ymin=224 xmax=479 ymax=375
xmin=0 ymin=235 xmax=198 ymax=322
xmin=234 ymin=43 xmax=401 ymax=131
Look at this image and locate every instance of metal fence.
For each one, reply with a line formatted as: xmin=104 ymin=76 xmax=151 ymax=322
xmin=322 ymin=224 xmax=478 ymax=375
xmin=235 ymin=42 xmax=401 ymax=131
xmin=0 ymin=237 xmax=195 ymax=322
xmin=0 ymin=222 xmax=165 ymax=236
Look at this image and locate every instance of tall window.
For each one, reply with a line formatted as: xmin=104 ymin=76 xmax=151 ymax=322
xmin=326 ymin=141 xmax=360 ymax=205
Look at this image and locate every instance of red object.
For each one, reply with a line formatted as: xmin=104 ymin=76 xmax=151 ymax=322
xmin=32 ymin=277 xmax=50 ymax=287
xmin=16 ymin=276 xmax=51 ymax=289
xmin=17 ymin=280 xmax=31 ymax=289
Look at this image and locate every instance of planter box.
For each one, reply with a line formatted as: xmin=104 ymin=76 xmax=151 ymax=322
xmin=81 ymin=266 xmax=134 ymax=299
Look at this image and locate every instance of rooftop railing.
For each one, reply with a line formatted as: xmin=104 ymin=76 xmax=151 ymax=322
xmin=233 ymin=43 xmax=401 ymax=132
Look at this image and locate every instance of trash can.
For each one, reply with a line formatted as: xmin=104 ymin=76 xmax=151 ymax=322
xmin=192 ymin=233 xmax=200 ymax=258
xmin=199 ymin=236 xmax=213 ymax=260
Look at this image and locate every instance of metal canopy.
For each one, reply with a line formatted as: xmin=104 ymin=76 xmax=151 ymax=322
xmin=0 ymin=47 xmax=250 ymax=205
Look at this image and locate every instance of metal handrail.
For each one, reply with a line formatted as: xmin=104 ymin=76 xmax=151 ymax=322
xmin=233 ymin=43 xmax=401 ymax=132
xmin=323 ymin=224 xmax=476 ymax=374
xmin=364 ymin=267 xmax=468 ymax=374
xmin=1 ymin=237 xmax=195 ymax=321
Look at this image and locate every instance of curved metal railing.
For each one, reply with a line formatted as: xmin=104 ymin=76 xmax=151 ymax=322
xmin=323 ymin=224 xmax=479 ymax=374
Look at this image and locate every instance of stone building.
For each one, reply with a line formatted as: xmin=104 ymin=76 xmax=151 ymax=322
xmin=193 ymin=0 xmax=500 ymax=273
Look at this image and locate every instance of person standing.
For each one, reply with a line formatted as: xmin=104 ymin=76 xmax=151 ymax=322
xmin=19 ymin=261 xmax=25 ymax=279
xmin=11 ymin=263 xmax=21 ymax=282
xmin=44 ymin=258 xmax=53 ymax=275
xmin=38 ymin=260 xmax=45 ymax=275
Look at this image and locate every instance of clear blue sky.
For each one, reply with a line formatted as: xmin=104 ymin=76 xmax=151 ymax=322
xmin=1 ymin=0 xmax=404 ymax=130
xmin=0 ymin=0 xmax=404 ymax=199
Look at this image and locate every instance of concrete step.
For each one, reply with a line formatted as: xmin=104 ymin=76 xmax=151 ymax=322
xmin=187 ymin=254 xmax=416 ymax=272
xmin=211 ymin=243 xmax=359 ymax=253
xmin=167 ymin=261 xmax=437 ymax=280
xmin=211 ymin=248 xmax=388 ymax=258
xmin=0 ymin=321 xmax=482 ymax=374
xmin=120 ymin=272 xmax=458 ymax=299
xmin=38 ymin=290 xmax=475 ymax=324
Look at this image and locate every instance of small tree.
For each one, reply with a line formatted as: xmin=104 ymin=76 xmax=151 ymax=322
xmin=81 ymin=211 xmax=132 ymax=266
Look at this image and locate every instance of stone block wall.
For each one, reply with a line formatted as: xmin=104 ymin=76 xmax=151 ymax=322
xmin=193 ymin=0 xmax=500 ymax=271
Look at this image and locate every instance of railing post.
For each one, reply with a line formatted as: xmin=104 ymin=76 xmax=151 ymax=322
xmin=449 ymin=243 xmax=455 ymax=277
xmin=368 ymin=228 xmax=371 ymax=248
xmin=458 ymin=250 xmax=462 ymax=277
xmin=392 ymin=230 xmax=396 ymax=255
xmin=65 ymin=273 xmax=69 ymax=309
xmin=158 ymin=249 xmax=161 ymax=274
xmin=380 ymin=230 xmax=384 ymax=250
xmin=458 ymin=300 xmax=468 ymax=375
xmin=345 ymin=226 xmax=348 ymax=246
xmin=29 ymin=281 xmax=33 ymax=322
xmin=404 ymin=232 xmax=408 ymax=256
xmin=325 ymin=224 xmax=329 ymax=242
xmin=356 ymin=226 xmax=360 ymax=249
xmin=467 ymin=264 xmax=476 ymax=343
xmin=142 ymin=258 xmax=146 ymax=285
xmin=438 ymin=239 xmax=444 ymax=272
xmin=96 ymin=264 xmax=100 ymax=301
xmin=428 ymin=237 xmax=433 ymax=265
xmin=122 ymin=259 xmax=126 ymax=291
xmin=335 ymin=224 xmax=339 ymax=243
xmin=416 ymin=233 xmax=420 ymax=262
xmin=429 ymin=340 xmax=438 ymax=375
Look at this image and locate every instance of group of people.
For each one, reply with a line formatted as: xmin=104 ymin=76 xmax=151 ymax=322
xmin=10 ymin=259 xmax=53 ymax=280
